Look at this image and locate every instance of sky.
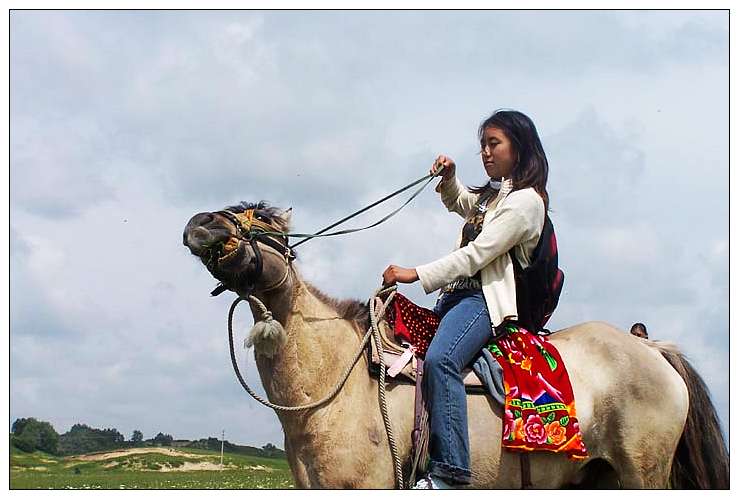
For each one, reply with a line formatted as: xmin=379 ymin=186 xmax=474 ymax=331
xmin=9 ymin=10 xmax=729 ymax=449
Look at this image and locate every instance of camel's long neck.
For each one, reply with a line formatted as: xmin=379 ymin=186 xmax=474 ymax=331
xmin=252 ymin=276 xmax=367 ymax=430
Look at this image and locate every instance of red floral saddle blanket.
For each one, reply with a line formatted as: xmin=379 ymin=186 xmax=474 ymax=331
xmin=386 ymin=293 xmax=588 ymax=461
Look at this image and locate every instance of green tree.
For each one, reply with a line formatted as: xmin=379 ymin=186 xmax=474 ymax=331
xmin=152 ymin=432 xmax=173 ymax=446
xmin=12 ymin=431 xmax=37 ymax=453
xmin=58 ymin=424 xmax=125 ymax=455
xmin=131 ymin=430 xmax=143 ymax=445
xmin=11 ymin=418 xmax=31 ymax=435
xmin=102 ymin=428 xmax=124 ymax=444
xmin=10 ymin=417 xmax=59 ymax=454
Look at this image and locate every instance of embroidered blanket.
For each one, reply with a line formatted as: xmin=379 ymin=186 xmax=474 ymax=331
xmin=386 ymin=293 xmax=588 ymax=460
xmin=489 ymin=323 xmax=588 ymax=461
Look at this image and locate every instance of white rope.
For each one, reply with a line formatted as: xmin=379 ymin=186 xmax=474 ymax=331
xmin=369 ymin=291 xmax=404 ymax=489
xmin=227 ymin=286 xmax=405 ymax=488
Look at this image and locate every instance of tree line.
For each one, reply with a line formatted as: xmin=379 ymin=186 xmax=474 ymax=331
xmin=10 ymin=417 xmax=284 ymax=459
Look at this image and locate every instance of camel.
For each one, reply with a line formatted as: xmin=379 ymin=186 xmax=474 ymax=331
xmin=182 ymin=201 xmax=729 ymax=489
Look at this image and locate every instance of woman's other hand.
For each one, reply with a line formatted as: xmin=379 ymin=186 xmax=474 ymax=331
xmin=382 ymin=265 xmax=419 ymax=286
xmin=430 ymin=155 xmax=456 ymax=181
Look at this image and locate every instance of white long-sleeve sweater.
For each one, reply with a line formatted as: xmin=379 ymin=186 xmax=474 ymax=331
xmin=415 ymin=175 xmax=545 ymax=327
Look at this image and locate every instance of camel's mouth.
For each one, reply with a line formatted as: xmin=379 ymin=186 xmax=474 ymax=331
xmin=202 ymin=236 xmax=241 ymax=266
xmin=217 ymin=241 xmax=241 ymax=264
xmin=183 ymin=213 xmax=253 ymax=277
xmin=201 ymin=238 xmax=256 ymax=279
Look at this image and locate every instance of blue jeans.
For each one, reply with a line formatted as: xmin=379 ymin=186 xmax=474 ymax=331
xmin=425 ymin=290 xmax=492 ymax=485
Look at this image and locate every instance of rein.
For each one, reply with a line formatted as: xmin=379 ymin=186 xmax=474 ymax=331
xmin=209 ymin=166 xmax=443 ymax=297
xmin=285 ymin=168 xmax=443 ymax=248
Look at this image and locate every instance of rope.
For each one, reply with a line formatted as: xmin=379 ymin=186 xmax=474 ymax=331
xmin=228 ymin=295 xmax=377 ymax=411
xmin=369 ymin=292 xmax=404 ymax=489
xmin=227 ymin=286 xmax=405 ymax=487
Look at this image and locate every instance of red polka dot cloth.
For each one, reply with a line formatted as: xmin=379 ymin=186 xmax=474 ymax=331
xmin=385 ymin=293 xmax=440 ymax=358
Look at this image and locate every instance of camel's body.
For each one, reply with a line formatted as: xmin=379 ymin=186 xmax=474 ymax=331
xmin=252 ymin=279 xmax=688 ymax=488
xmin=184 ymin=202 xmax=728 ymax=489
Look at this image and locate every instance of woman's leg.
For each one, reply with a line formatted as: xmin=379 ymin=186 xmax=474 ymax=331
xmin=424 ymin=290 xmax=491 ymax=485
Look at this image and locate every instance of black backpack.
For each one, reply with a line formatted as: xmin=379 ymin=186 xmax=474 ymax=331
xmin=509 ymin=214 xmax=564 ymax=334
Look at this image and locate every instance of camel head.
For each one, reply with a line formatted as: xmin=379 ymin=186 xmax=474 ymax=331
xmin=183 ymin=201 xmax=294 ymax=298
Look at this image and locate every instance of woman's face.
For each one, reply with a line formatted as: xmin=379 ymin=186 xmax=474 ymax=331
xmin=480 ymin=126 xmax=517 ymax=180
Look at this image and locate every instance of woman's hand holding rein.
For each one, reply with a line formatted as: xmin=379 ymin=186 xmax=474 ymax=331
xmin=382 ymin=265 xmax=419 ymax=286
xmin=382 ymin=156 xmax=455 ymax=287
xmin=431 ymin=155 xmax=456 ymax=181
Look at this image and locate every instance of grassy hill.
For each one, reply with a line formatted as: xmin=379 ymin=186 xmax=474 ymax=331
xmin=10 ymin=445 xmax=294 ymax=489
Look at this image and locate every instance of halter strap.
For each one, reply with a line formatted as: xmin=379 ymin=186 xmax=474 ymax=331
xmin=234 ymin=209 xmax=275 ymax=234
xmin=209 ymin=209 xmax=295 ymax=297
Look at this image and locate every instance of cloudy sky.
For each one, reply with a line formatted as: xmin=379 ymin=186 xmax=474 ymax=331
xmin=10 ymin=10 xmax=728 ymax=448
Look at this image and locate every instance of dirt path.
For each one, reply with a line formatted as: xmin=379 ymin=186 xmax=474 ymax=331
xmin=159 ymin=462 xmax=229 ymax=472
xmin=68 ymin=447 xmax=276 ymax=473
xmin=72 ymin=447 xmax=207 ymax=462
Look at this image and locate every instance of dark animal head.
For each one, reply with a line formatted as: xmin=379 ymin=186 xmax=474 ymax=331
xmin=183 ymin=201 xmax=293 ymax=295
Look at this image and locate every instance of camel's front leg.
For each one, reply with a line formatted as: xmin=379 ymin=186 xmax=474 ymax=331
xmin=284 ymin=438 xmax=311 ymax=488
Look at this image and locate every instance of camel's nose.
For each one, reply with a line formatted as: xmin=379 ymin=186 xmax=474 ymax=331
xmin=188 ymin=212 xmax=214 ymax=227
xmin=183 ymin=212 xmax=217 ymax=255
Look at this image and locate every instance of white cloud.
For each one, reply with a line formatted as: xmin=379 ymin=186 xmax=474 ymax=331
xmin=10 ymin=10 xmax=728 ymax=447
xmin=593 ymin=224 xmax=661 ymax=266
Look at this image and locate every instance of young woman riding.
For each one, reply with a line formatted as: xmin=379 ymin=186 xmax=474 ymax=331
xmin=382 ymin=109 xmax=549 ymax=489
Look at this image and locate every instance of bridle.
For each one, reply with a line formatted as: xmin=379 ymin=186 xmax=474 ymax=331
xmin=207 ymin=208 xmax=296 ymax=296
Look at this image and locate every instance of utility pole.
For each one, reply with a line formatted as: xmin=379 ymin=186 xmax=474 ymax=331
xmin=220 ymin=429 xmax=225 ymax=469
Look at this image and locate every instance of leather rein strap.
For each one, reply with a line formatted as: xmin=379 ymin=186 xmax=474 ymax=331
xmin=409 ymin=358 xmax=429 ymax=485
xmin=520 ymin=453 xmax=533 ymax=488
xmin=208 ymin=168 xmax=444 ymax=297
xmin=286 ymin=168 xmax=442 ymax=249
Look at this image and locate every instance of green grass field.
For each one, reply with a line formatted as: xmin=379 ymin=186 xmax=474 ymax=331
xmin=10 ymin=445 xmax=295 ymax=489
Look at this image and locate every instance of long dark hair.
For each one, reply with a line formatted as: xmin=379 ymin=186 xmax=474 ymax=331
xmin=471 ymin=109 xmax=550 ymax=210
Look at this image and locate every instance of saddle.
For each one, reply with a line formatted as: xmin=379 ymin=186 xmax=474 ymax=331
xmin=365 ymin=295 xmax=495 ymax=487
xmin=366 ymin=298 xmax=487 ymax=392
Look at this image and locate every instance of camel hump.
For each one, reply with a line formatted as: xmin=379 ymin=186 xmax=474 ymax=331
xmin=546 ymin=320 xmax=624 ymax=340
xmin=546 ymin=321 xmax=663 ymax=375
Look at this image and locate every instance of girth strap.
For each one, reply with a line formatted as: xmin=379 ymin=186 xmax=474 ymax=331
xmin=408 ymin=358 xmax=429 ymax=486
xmin=520 ymin=453 xmax=533 ymax=489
